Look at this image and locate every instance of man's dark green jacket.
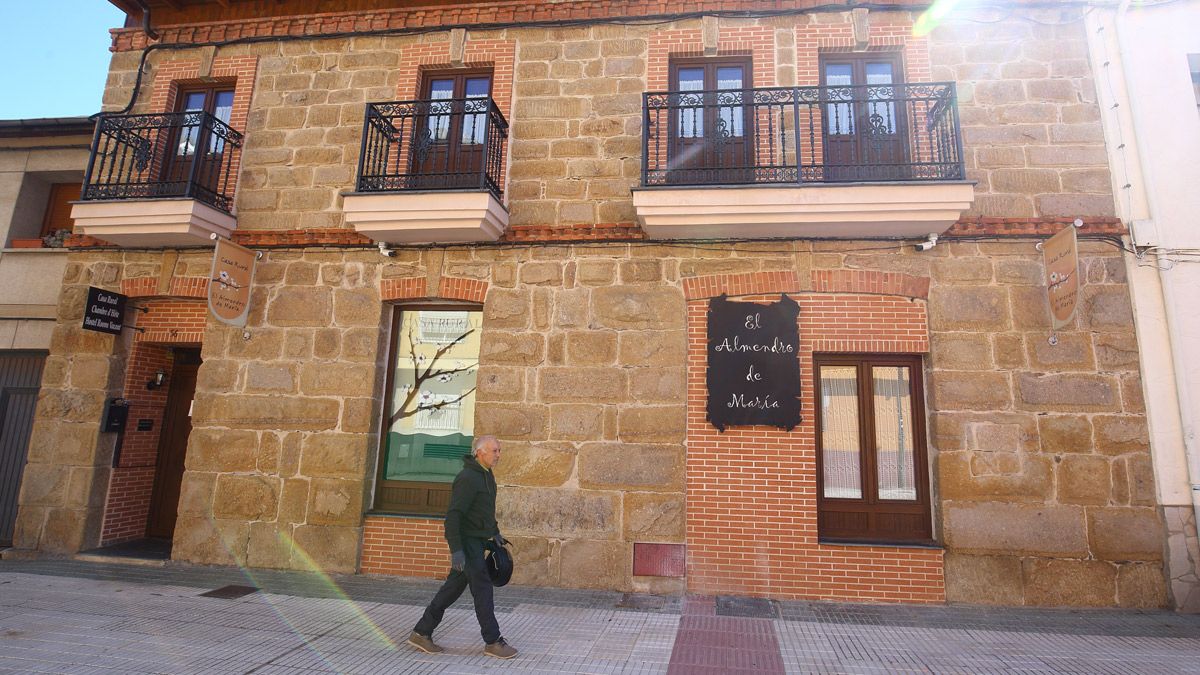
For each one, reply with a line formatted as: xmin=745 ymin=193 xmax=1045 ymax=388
xmin=444 ymin=453 xmax=499 ymax=553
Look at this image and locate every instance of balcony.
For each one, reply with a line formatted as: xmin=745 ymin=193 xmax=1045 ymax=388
xmin=343 ymin=98 xmax=509 ymax=244
xmin=70 ymin=111 xmax=243 ymax=247
xmin=632 ymin=82 xmax=975 ymax=239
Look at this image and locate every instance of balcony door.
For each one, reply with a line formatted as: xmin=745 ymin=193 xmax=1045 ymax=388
xmin=820 ymin=54 xmax=908 ymax=182
xmin=411 ymin=71 xmax=491 ymax=190
xmin=165 ymin=85 xmax=234 ymax=198
xmin=669 ymin=59 xmax=752 ymax=184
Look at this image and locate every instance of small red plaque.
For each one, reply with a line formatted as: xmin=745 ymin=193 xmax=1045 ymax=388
xmin=633 ymin=542 xmax=685 ymax=577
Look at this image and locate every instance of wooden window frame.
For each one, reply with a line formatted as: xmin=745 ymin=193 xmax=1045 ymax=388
xmin=814 ymin=353 xmax=934 ymax=545
xmin=373 ymin=303 xmax=482 ymax=516
xmin=173 ymin=82 xmax=236 ymax=115
xmin=666 ymin=56 xmax=754 ymax=183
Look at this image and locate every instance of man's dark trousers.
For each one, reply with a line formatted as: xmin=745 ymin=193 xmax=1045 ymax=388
xmin=414 ymin=536 xmax=500 ymax=643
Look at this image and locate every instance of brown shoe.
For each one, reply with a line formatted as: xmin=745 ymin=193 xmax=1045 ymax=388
xmin=407 ymin=631 xmax=444 ymax=654
xmin=484 ymin=637 xmax=518 ymax=659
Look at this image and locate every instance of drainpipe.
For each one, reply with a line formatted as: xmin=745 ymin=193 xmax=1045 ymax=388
xmin=1110 ymin=0 xmax=1200 ymax=558
xmin=131 ymin=0 xmax=159 ymax=41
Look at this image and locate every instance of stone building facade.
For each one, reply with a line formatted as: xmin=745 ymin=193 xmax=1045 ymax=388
xmin=9 ymin=0 xmax=1176 ymax=608
xmin=0 ymin=117 xmax=93 ymax=548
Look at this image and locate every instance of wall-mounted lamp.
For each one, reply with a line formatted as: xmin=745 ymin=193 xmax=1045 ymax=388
xmin=146 ymin=369 xmax=167 ymax=390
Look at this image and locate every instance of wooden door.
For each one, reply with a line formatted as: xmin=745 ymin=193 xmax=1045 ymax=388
xmin=668 ymin=59 xmax=751 ymax=184
xmin=410 ymin=72 xmax=491 ymax=189
xmin=164 ymin=87 xmax=234 ymax=197
xmin=146 ymin=349 xmax=201 ymax=539
xmin=820 ymin=54 xmax=907 ymax=182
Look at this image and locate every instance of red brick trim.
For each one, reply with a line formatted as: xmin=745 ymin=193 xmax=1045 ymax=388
xmin=946 ymin=217 xmax=1126 ymax=237
xmin=380 ymin=277 xmax=429 ymax=301
xmin=647 ymin=26 xmax=777 ymax=91
xmin=130 ymin=299 xmax=207 ymax=344
xmin=169 ymin=277 xmax=210 ymax=299
xmin=65 ymin=234 xmax=117 ymax=249
xmin=232 ymin=229 xmax=373 ymax=247
xmin=73 ymin=216 xmax=1129 ymax=254
xmin=439 ymin=277 xmax=488 ymax=303
xmin=685 ymin=291 xmax=939 ymax=602
xmin=683 ymin=271 xmax=801 ymax=301
xmin=121 ymin=277 xmax=159 ymax=298
xmin=796 ymin=17 xmax=931 ymax=86
xmin=122 ymin=276 xmax=210 ymax=299
xmin=396 ymin=40 xmax=515 ymax=118
xmin=360 ymin=514 xmax=448 ymax=578
xmin=811 ymin=270 xmax=929 ymax=299
xmin=503 ymin=223 xmax=646 ymax=242
xmin=113 ymin=2 xmax=937 ymax=51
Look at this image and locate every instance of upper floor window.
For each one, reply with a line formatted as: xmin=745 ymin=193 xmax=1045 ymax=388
xmin=820 ymin=52 xmax=907 ymax=181
xmin=175 ymin=84 xmax=234 ymax=156
xmin=411 ymin=70 xmax=494 ymax=191
xmin=375 ymin=306 xmax=482 ymax=515
xmin=668 ymin=57 xmax=751 ymax=183
xmin=815 ymin=354 xmax=932 ymax=544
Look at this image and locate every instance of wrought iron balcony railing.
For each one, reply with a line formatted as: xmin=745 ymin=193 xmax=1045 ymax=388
xmin=82 ymin=111 xmax=243 ymax=213
xmin=642 ymin=82 xmax=964 ymax=187
xmin=356 ymin=97 xmax=508 ymax=200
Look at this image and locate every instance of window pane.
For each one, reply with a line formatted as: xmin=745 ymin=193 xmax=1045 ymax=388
xmin=677 ymin=67 xmax=704 ymax=138
xmin=210 ymin=91 xmax=235 ymax=153
xmin=716 ymin=66 xmax=744 ymax=89
xmin=213 ymin=90 xmax=235 ymax=123
xmin=182 ymin=92 xmax=207 ymax=111
xmin=384 ymin=309 xmax=481 ymax=483
xmin=427 ymin=79 xmax=454 ymax=142
xmin=873 ymin=366 xmax=916 ymax=501
xmin=865 ymin=63 xmax=897 ymax=135
xmin=865 ymin=62 xmax=894 ymax=84
xmin=824 ymin=64 xmax=855 ymax=135
xmin=716 ymin=67 xmax=744 ymax=138
xmin=462 ymin=78 xmax=491 ymax=145
xmin=464 ymin=77 xmax=490 ymax=97
xmin=820 ymin=365 xmax=861 ymax=499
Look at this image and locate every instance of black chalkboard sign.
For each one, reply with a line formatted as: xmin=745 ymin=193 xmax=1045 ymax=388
xmin=706 ymin=294 xmax=802 ymax=432
xmin=82 ymin=286 xmax=126 ymax=335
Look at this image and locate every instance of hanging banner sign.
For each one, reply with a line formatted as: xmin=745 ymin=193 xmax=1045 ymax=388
xmin=82 ymin=286 xmax=126 ymax=335
xmin=1043 ymin=225 xmax=1080 ymax=330
xmin=208 ymin=236 xmax=257 ymax=327
xmin=706 ymin=294 xmax=802 ymax=432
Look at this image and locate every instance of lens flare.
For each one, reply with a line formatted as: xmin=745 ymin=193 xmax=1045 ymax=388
xmin=199 ymin=515 xmax=401 ymax=673
xmin=913 ymin=0 xmax=966 ymax=37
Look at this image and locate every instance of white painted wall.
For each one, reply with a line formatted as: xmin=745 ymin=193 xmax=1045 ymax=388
xmin=1088 ymin=0 xmax=1200 ymax=609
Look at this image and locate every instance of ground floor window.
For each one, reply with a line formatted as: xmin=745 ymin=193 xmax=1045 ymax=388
xmin=374 ymin=306 xmax=481 ymax=515
xmin=815 ymin=354 xmax=932 ymax=544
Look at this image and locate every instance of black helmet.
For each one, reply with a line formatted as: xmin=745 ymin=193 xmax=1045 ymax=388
xmin=486 ymin=541 xmax=513 ymax=587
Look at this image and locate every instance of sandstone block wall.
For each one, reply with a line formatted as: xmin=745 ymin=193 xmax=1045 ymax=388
xmin=18 ymin=236 xmax=1164 ymax=606
xmin=95 ymin=7 xmax=1113 ymax=237
xmin=13 ymin=3 xmax=1165 ymax=607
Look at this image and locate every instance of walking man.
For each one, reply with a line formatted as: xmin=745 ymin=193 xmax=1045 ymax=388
xmin=408 ymin=435 xmax=518 ymax=659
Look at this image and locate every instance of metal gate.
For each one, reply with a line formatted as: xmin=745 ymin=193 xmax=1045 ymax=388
xmin=0 ymin=352 xmax=45 ymax=547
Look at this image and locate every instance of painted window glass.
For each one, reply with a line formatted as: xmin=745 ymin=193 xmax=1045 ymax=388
xmin=815 ymin=354 xmax=931 ymax=543
xmin=375 ymin=307 xmax=481 ymax=514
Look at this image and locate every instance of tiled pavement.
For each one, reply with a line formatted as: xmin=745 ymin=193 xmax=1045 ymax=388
xmin=1 ymin=558 xmax=1199 ymax=673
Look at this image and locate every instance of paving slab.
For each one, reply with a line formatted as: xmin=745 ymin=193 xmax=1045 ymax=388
xmin=0 ymin=558 xmax=1198 ymax=673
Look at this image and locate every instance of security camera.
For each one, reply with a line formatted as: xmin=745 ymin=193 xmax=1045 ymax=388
xmin=377 ymin=241 xmax=396 ymax=258
xmin=913 ymin=233 xmax=938 ymax=252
